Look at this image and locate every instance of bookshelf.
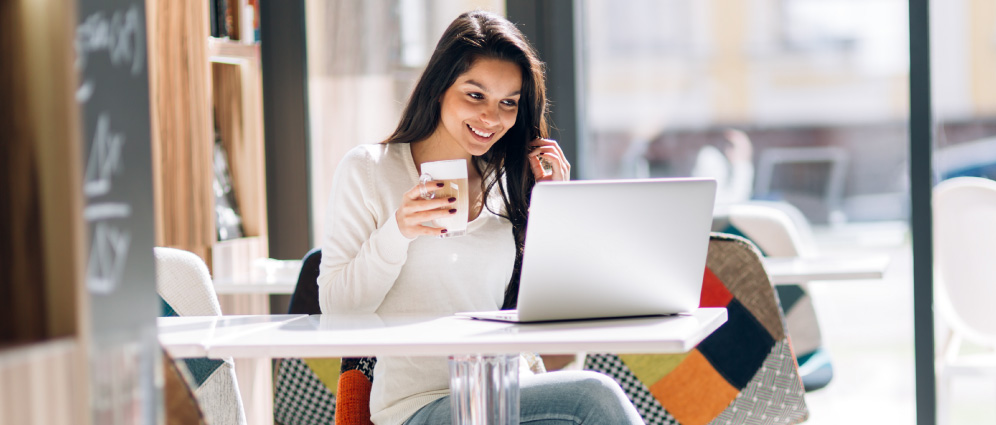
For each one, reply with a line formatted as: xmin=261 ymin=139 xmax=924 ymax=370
xmin=147 ymin=0 xmax=268 ymax=281
xmin=209 ymin=38 xmax=269 ymax=287
xmin=146 ymin=0 xmax=272 ymax=422
xmin=1 ymin=0 xmax=89 ymax=423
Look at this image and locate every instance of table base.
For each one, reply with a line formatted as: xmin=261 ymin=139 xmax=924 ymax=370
xmin=448 ymin=354 xmax=519 ymax=425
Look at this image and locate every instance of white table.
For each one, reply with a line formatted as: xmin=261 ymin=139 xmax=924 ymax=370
xmin=159 ymin=309 xmax=727 ymax=424
xmin=762 ymin=254 xmax=891 ymax=285
xmin=211 ymin=254 xmax=893 ymax=294
xmin=212 ymin=258 xmax=301 ymax=294
xmin=212 ymin=276 xmax=297 ymax=294
xmin=157 ymin=314 xmax=306 ymax=358
xmin=209 ymin=252 xmax=893 ymax=294
xmin=159 ymin=308 xmax=727 ymax=359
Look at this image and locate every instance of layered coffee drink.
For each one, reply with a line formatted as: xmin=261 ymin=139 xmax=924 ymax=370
xmin=419 ymin=159 xmax=469 ymax=238
xmin=428 ymin=177 xmax=469 ymax=237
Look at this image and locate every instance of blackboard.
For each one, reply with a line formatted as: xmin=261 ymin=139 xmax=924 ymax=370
xmin=75 ymin=0 xmax=159 ymax=422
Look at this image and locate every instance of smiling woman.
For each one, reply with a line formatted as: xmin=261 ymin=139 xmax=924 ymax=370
xmin=315 ymin=10 xmax=631 ymax=425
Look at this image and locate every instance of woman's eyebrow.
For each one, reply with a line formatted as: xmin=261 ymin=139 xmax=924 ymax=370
xmin=464 ymin=79 xmax=521 ymax=97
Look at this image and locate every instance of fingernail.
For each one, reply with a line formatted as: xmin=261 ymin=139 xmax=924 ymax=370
xmin=441 ymin=229 xmax=448 ymax=234
xmin=538 ymin=152 xmax=544 ymax=156
xmin=436 ymin=182 xmax=444 ymax=187
xmin=449 ymin=209 xmax=457 ymax=214
xmin=448 ymin=197 xmax=456 ymax=203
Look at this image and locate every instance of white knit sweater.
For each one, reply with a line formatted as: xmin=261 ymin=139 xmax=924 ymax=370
xmin=317 ymin=142 xmax=515 ymax=425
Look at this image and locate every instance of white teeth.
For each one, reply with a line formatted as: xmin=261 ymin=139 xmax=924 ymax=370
xmin=468 ymin=125 xmax=494 ymax=138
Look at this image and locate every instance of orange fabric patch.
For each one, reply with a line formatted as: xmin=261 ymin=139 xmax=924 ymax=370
xmin=700 ymin=267 xmax=733 ymax=308
xmin=651 ymin=349 xmax=738 ymax=425
xmin=334 ymin=370 xmax=374 ymax=425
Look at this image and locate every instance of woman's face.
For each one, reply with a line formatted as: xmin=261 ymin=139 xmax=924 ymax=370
xmin=435 ymin=57 xmax=522 ymax=158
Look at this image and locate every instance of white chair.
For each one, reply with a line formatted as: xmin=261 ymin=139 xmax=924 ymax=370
xmin=155 ymin=247 xmax=248 ymax=425
xmin=717 ymin=201 xmax=818 ymax=258
xmin=932 ymin=177 xmax=996 ymax=424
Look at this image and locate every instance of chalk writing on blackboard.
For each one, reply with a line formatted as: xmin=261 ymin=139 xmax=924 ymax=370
xmin=83 ymin=113 xmax=125 ymax=197
xmin=83 ymin=112 xmax=132 ymax=294
xmin=86 ymin=222 xmax=131 ymax=294
xmin=75 ymin=5 xmax=145 ymax=103
xmin=76 ymin=2 xmax=145 ymax=294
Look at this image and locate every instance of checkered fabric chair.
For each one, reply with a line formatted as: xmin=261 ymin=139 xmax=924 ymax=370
xmin=272 ymin=248 xmax=377 ymax=425
xmin=584 ymin=234 xmax=809 ymax=425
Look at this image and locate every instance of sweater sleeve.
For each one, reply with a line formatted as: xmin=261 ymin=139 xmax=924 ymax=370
xmin=317 ymin=148 xmax=415 ymax=314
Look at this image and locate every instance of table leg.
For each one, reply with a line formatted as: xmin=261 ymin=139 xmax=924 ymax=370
xmin=448 ymin=354 xmax=519 ymax=425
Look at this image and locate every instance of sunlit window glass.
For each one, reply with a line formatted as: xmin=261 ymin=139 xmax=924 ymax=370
xmin=582 ymin=0 xmax=915 ymax=422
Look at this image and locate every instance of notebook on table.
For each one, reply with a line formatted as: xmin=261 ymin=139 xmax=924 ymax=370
xmin=457 ymin=178 xmax=717 ymax=323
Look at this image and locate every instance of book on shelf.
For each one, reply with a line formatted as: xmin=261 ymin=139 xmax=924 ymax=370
xmin=209 ymin=0 xmax=218 ymax=37
xmin=209 ymin=0 xmax=259 ymax=43
xmin=248 ymin=0 xmax=260 ymax=42
xmin=210 ymin=0 xmax=229 ymax=38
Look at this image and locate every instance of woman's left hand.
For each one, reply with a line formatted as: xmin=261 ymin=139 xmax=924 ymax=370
xmin=528 ymin=138 xmax=570 ymax=181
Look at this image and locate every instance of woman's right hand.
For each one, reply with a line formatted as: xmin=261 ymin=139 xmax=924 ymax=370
xmin=396 ymin=181 xmax=458 ymax=239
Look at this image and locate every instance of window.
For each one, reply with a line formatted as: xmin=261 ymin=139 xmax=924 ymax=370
xmin=582 ymin=0 xmax=910 ymax=224
xmin=581 ymin=0 xmax=915 ymax=422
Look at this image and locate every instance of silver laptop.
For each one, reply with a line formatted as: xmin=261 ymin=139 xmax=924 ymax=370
xmin=458 ymin=178 xmax=717 ymax=323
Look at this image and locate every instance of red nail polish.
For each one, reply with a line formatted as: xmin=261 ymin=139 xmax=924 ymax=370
xmin=436 ymin=182 xmax=444 ymax=187
xmin=448 ymin=197 xmax=456 ymax=203
xmin=449 ymin=209 xmax=457 ymax=214
xmin=441 ymin=229 xmax=448 ymax=234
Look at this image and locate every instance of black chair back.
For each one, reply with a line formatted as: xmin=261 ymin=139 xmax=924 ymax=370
xmin=288 ymin=247 xmax=323 ymax=315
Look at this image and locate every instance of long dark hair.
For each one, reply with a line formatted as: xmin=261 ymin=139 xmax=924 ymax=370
xmin=385 ymin=10 xmax=548 ymax=309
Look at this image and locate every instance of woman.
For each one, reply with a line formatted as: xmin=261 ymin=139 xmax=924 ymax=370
xmin=317 ymin=10 xmax=643 ymax=425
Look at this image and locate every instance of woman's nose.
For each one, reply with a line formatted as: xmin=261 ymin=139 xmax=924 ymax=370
xmin=480 ymin=103 xmax=499 ymax=125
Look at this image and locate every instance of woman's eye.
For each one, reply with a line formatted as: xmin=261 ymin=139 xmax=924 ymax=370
xmin=501 ymin=99 xmax=518 ymax=107
xmin=468 ymin=92 xmax=484 ymax=100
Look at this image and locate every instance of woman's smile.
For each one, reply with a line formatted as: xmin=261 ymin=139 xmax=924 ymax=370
xmin=467 ymin=123 xmax=496 ymax=140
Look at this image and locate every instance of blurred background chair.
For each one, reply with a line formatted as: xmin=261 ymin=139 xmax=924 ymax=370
xmin=154 ymin=247 xmax=247 ymax=425
xmin=585 ymin=234 xmax=809 ymax=424
xmin=934 ymin=137 xmax=996 ymax=181
xmin=712 ymin=201 xmax=834 ymax=392
xmin=715 ymin=201 xmax=818 ymax=258
xmin=932 ymin=177 xmax=996 ymax=425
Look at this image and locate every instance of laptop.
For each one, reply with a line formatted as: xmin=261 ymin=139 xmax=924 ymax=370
xmin=458 ymin=178 xmax=717 ymax=323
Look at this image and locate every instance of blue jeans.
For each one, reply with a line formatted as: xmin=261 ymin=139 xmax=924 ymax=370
xmin=403 ymin=370 xmax=643 ymax=424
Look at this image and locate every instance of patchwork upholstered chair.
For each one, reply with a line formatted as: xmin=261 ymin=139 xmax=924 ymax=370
xmin=155 ymin=247 xmax=248 ymax=425
xmin=273 ymin=247 xmax=339 ymax=424
xmin=272 ymin=247 xmax=377 ymax=425
xmin=712 ymin=201 xmax=833 ymax=392
xmin=584 ymin=233 xmax=809 ymax=425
